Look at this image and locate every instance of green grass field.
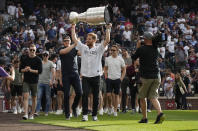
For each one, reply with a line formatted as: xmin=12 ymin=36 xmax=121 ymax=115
xmin=23 ymin=110 xmax=198 ymax=131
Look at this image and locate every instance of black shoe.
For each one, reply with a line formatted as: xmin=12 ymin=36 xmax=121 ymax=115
xmin=72 ymin=107 xmax=77 ymax=117
xmin=88 ymin=110 xmax=92 ymax=115
xmin=131 ymin=109 xmax=136 ymax=114
xmin=65 ymin=114 xmax=70 ymax=120
xmin=154 ymin=113 xmax=165 ymax=124
xmin=138 ymin=109 xmax=142 ymax=113
xmin=121 ymin=110 xmax=126 ymax=113
xmin=139 ymin=118 xmax=148 ymax=123
xmin=66 ymin=116 xmax=70 ymax=120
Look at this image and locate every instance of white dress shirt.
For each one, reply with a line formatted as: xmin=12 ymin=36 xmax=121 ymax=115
xmin=76 ymin=41 xmax=106 ymax=77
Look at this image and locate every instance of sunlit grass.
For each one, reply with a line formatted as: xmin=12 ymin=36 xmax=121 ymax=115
xmin=23 ymin=110 xmax=198 ymax=131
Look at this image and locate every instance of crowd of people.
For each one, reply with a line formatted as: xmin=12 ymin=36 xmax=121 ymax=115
xmin=0 ymin=0 xmax=198 ymax=123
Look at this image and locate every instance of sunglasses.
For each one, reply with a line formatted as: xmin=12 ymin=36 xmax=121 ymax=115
xmin=43 ymin=54 xmax=48 ymax=57
xmin=30 ymin=49 xmax=36 ymax=52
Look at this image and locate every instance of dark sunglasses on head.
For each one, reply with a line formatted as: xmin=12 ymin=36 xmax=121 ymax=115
xmin=30 ymin=49 xmax=36 ymax=52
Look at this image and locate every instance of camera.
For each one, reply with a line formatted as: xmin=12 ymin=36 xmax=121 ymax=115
xmin=4 ymin=63 xmax=13 ymax=72
xmin=152 ymin=32 xmax=166 ymax=47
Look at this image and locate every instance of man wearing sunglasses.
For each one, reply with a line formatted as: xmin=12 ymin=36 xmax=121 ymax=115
xmin=20 ymin=44 xmax=42 ymax=120
xmin=35 ymin=51 xmax=55 ymax=116
xmin=104 ymin=45 xmax=126 ymax=117
xmin=71 ymin=23 xmax=111 ymax=121
xmin=59 ymin=35 xmax=82 ymax=120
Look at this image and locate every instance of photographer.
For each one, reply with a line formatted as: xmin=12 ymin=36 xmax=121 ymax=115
xmin=0 ymin=58 xmax=15 ymax=81
xmin=0 ymin=59 xmax=15 ymax=112
xmin=132 ymin=32 xmax=165 ymax=124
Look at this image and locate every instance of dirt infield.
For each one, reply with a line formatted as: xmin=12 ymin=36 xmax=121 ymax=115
xmin=0 ymin=112 xmax=89 ymax=131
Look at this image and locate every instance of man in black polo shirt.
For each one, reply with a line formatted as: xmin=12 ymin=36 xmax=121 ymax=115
xmin=59 ymin=35 xmax=82 ymax=120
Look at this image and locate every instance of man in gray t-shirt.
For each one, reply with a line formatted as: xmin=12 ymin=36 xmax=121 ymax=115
xmin=35 ymin=51 xmax=55 ymax=115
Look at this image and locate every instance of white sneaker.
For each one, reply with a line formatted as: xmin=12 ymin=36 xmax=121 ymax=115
xmin=114 ymin=112 xmax=118 ymax=117
xmin=21 ymin=108 xmax=24 ymax=113
xmin=22 ymin=114 xmax=28 ymax=120
xmin=44 ymin=113 xmax=48 ymax=116
xmin=55 ymin=110 xmax=63 ymax=115
xmin=34 ymin=112 xmax=39 ymax=117
xmin=147 ymin=109 xmax=152 ymax=112
xmin=103 ymin=108 xmax=108 ymax=114
xmin=70 ymin=113 xmax=73 ymax=118
xmin=82 ymin=115 xmax=88 ymax=121
xmin=13 ymin=108 xmax=17 ymax=114
xmin=76 ymin=107 xmax=81 ymax=116
xmin=29 ymin=115 xmax=34 ymax=120
xmin=49 ymin=111 xmax=54 ymax=114
xmin=17 ymin=107 xmax=22 ymax=114
xmin=92 ymin=116 xmax=98 ymax=121
xmin=108 ymin=108 xmax=114 ymax=115
xmin=136 ymin=107 xmax=139 ymax=113
xmin=99 ymin=108 xmax=103 ymax=115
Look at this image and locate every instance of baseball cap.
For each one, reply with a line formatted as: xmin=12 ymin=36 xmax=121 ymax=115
xmin=166 ymin=77 xmax=172 ymax=81
xmin=43 ymin=51 xmax=49 ymax=55
xmin=143 ymin=32 xmax=153 ymax=40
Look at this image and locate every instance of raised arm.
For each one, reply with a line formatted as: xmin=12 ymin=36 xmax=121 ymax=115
xmin=103 ymin=23 xmax=112 ymax=47
xmin=59 ymin=43 xmax=77 ymax=55
xmin=71 ymin=24 xmax=80 ymax=44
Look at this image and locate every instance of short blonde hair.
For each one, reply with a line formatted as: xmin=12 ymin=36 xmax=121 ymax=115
xmin=87 ymin=33 xmax=97 ymax=41
xmin=29 ymin=44 xmax=36 ymax=48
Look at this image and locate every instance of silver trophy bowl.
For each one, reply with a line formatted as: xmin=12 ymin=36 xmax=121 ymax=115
xmin=69 ymin=6 xmax=112 ymax=25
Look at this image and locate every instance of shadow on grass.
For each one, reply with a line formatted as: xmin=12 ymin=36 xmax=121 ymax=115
xmin=175 ymin=129 xmax=198 ymax=131
xmin=80 ymin=123 xmax=129 ymax=128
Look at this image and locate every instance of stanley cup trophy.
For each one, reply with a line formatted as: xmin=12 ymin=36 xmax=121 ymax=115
xmin=69 ymin=6 xmax=112 ymax=25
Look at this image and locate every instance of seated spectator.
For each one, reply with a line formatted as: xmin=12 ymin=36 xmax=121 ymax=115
xmin=189 ymin=36 xmax=197 ymax=46
xmin=124 ymin=18 xmax=133 ymax=30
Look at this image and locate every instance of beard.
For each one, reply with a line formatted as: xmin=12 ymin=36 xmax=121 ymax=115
xmin=86 ymin=41 xmax=93 ymax=48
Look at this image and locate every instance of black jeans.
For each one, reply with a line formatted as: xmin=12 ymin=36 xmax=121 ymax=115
xmin=122 ymin=78 xmax=139 ymax=111
xmin=130 ymin=86 xmax=138 ymax=110
xmin=121 ymin=78 xmax=129 ymax=111
xmin=62 ymin=72 xmax=82 ymax=117
xmin=82 ymin=76 xmax=100 ymax=116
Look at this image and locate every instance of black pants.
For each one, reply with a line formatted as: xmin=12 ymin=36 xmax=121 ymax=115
xmin=82 ymin=76 xmax=100 ymax=116
xmin=122 ymin=78 xmax=139 ymax=111
xmin=62 ymin=72 xmax=82 ymax=118
xmin=121 ymin=78 xmax=129 ymax=111
xmin=130 ymin=86 xmax=138 ymax=110
xmin=175 ymin=91 xmax=187 ymax=109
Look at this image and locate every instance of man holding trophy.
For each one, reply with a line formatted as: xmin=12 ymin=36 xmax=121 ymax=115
xmin=70 ymin=6 xmax=112 ymax=121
